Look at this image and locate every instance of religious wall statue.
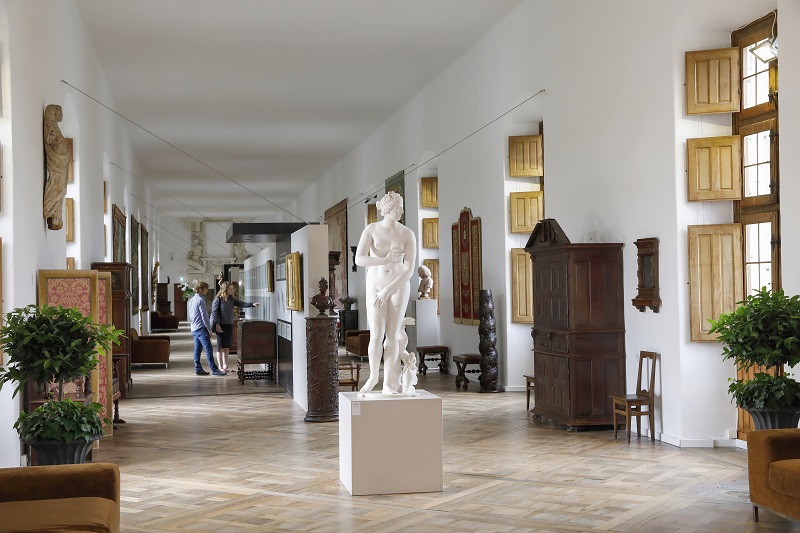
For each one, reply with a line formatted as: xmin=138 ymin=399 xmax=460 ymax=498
xmin=43 ymin=104 xmax=70 ymax=230
xmin=187 ymin=223 xmax=205 ymax=273
xmin=151 ymin=261 xmax=160 ymax=306
xmin=354 ymin=191 xmax=417 ymax=395
xmin=418 ymin=264 xmax=433 ymax=299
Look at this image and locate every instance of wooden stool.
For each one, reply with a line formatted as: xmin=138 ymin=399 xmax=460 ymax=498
xmin=524 ymin=374 xmax=535 ymax=410
xmin=452 ymin=354 xmax=480 ymax=390
xmin=416 ymin=345 xmax=449 ymax=375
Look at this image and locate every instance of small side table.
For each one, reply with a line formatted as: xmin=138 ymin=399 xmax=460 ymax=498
xmin=416 ymin=345 xmax=449 ymax=375
xmin=452 ymin=354 xmax=481 ymax=390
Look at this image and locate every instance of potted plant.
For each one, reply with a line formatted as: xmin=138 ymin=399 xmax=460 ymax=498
xmin=708 ymin=287 xmax=800 ymax=430
xmin=179 ymin=279 xmax=198 ymax=301
xmin=0 ymin=304 xmax=122 ymax=464
xmin=340 ymin=295 xmax=357 ymax=311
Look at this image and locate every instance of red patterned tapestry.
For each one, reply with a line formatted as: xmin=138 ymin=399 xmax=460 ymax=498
xmin=452 ymin=208 xmax=482 ymax=325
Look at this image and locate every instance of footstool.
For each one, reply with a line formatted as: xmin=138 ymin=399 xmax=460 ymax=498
xmin=416 ymin=345 xmax=449 ymax=375
xmin=452 ymin=354 xmax=481 ymax=390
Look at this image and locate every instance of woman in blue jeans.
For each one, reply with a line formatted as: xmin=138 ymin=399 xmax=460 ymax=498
xmin=210 ymin=281 xmax=259 ymax=372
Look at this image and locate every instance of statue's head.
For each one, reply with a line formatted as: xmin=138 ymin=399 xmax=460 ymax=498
xmin=44 ymin=104 xmax=63 ymax=122
xmin=418 ymin=265 xmax=430 ymax=277
xmin=317 ymin=277 xmax=328 ymax=293
xmin=377 ymin=191 xmax=403 ymax=217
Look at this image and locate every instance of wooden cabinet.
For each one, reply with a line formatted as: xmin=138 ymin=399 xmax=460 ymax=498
xmin=173 ymin=283 xmax=187 ymax=321
xmin=91 ymin=262 xmax=133 ymax=396
xmin=525 ymin=219 xmax=625 ymax=429
xmin=156 ymin=282 xmax=171 ymax=315
xmin=338 ymin=309 xmax=358 ymax=346
xmin=230 ymin=318 xmax=240 ymax=354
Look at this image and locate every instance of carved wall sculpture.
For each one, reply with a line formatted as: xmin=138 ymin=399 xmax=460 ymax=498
xmin=43 ymin=104 xmax=70 ymax=230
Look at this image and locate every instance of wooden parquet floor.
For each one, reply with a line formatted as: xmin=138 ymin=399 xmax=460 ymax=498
xmin=95 ymin=324 xmax=800 ymax=532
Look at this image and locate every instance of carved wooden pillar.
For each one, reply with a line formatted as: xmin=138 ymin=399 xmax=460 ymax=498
xmin=305 ymin=316 xmax=339 ymax=422
xmin=478 ymin=289 xmax=502 ymax=393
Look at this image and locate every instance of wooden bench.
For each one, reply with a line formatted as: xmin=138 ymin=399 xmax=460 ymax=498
xmin=452 ymin=354 xmax=480 ymax=390
xmin=416 ymin=345 xmax=449 ymax=375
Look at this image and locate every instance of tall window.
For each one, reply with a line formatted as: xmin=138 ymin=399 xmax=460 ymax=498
xmin=733 ymin=12 xmax=779 ymax=294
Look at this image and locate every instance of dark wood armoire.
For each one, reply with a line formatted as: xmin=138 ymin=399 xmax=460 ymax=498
xmin=156 ymin=282 xmax=171 ymax=315
xmin=525 ymin=219 xmax=625 ymax=430
xmin=173 ymin=283 xmax=187 ymax=321
xmin=91 ymin=262 xmax=133 ymax=396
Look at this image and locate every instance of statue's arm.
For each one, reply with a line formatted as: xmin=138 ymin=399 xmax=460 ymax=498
xmin=375 ymin=228 xmax=417 ymax=303
xmin=355 ymin=225 xmax=392 ymax=268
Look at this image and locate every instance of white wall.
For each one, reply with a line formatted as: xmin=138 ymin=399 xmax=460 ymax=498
xmin=0 ymin=0 xmax=160 ymax=466
xmin=292 ymin=0 xmax=791 ymax=445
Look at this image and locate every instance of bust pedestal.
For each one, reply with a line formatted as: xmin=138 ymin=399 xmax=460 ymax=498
xmin=304 ymin=315 xmax=339 ymax=422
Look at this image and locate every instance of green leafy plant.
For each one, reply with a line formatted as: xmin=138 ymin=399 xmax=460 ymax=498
xmin=15 ymin=398 xmax=106 ymax=443
xmin=0 ymin=305 xmax=121 ymax=445
xmin=727 ymin=372 xmax=800 ymax=410
xmin=0 ymin=305 xmax=122 ymax=399
xmin=708 ymin=287 xmax=800 ymax=410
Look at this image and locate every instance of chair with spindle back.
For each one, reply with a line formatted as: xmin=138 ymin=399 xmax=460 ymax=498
xmin=611 ymin=351 xmax=657 ymax=443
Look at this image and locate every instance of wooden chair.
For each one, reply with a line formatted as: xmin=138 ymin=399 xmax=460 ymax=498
xmin=611 ymin=351 xmax=657 ymax=443
xmin=524 ymin=374 xmax=535 ymax=411
xmin=338 ymin=361 xmax=361 ymax=391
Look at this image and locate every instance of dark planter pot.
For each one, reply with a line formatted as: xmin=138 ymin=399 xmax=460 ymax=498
xmin=745 ymin=409 xmax=800 ymax=430
xmin=27 ymin=436 xmax=99 ymax=465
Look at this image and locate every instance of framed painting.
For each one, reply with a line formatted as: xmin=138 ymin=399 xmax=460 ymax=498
xmin=112 ymin=204 xmax=125 ymax=262
xmin=285 ymin=251 xmax=303 ymax=311
xmin=266 ymin=260 xmax=275 ymax=292
xmin=130 ymin=215 xmax=140 ymax=314
xmin=324 ymin=198 xmax=348 ymax=305
xmin=140 ymin=225 xmax=149 ymax=311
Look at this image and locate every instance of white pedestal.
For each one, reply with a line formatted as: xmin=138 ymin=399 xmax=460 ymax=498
xmin=339 ymin=390 xmax=443 ymax=495
xmin=414 ymin=299 xmax=439 ymax=347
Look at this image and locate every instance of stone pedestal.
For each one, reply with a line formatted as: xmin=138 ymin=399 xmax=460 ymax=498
xmin=339 ymin=390 xmax=443 ymax=495
xmin=414 ymin=299 xmax=439 ymax=346
xmin=304 ymin=315 xmax=339 ymax=422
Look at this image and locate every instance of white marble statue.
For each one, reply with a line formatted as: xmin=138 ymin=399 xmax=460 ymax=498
xmin=398 ymin=317 xmax=418 ymax=396
xmin=355 ymin=191 xmax=417 ymax=395
xmin=418 ymin=264 xmax=433 ymax=299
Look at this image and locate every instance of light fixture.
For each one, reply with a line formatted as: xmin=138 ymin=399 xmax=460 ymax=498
xmin=750 ymin=12 xmax=778 ymax=63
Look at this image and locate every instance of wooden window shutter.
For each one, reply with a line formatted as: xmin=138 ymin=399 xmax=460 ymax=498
xmin=687 ymin=135 xmax=742 ymax=201
xmin=422 ymin=258 xmax=440 ymax=313
xmin=686 ymin=48 xmax=740 ymax=115
xmin=688 ymin=224 xmax=743 ymax=341
xmin=420 ymin=177 xmax=438 ymax=208
xmin=422 ymin=218 xmax=439 ymax=248
xmin=509 ymin=135 xmax=543 ymax=177
xmin=511 ymin=248 xmax=533 ymax=323
xmin=509 ymin=191 xmax=543 ymax=233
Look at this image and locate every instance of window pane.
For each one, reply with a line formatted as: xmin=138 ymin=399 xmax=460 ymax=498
xmin=757 ymin=163 xmax=771 ymax=196
xmin=760 ymin=263 xmax=772 ymax=291
xmin=756 ymin=71 xmax=769 ymax=106
xmin=745 ymin=224 xmax=759 ymax=262
xmin=758 ymin=222 xmax=772 ymax=260
xmin=743 ymin=76 xmax=756 ymax=109
xmin=743 ymin=44 xmax=757 ymax=77
xmin=743 ymin=133 xmax=758 ymax=166
xmin=746 ymin=264 xmax=761 ymax=294
xmin=744 ymin=166 xmax=758 ymax=197
xmin=757 ymin=130 xmax=770 ymax=163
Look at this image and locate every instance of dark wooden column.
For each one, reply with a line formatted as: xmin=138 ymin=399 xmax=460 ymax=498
xmin=304 ymin=316 xmax=339 ymax=422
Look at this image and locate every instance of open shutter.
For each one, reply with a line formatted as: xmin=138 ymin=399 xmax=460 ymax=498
xmin=686 ymin=48 xmax=740 ymax=115
xmin=687 ymin=135 xmax=742 ymax=201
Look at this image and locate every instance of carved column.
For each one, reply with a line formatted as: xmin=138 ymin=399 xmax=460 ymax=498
xmin=305 ymin=316 xmax=339 ymax=422
xmin=478 ymin=289 xmax=502 ymax=393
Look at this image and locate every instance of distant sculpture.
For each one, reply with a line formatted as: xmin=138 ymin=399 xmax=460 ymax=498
xmin=187 ymin=225 xmax=204 ymax=272
xmin=42 ymin=104 xmax=70 ymax=230
xmin=398 ymin=317 xmax=418 ymax=396
xmin=355 ymin=191 xmax=417 ymax=395
xmin=233 ymin=242 xmax=250 ymax=264
xmin=310 ymin=277 xmax=334 ymax=316
xmin=418 ymin=264 xmax=433 ymax=299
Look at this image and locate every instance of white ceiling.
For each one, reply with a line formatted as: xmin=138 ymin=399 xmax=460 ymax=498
xmin=74 ymin=0 xmax=522 ymax=222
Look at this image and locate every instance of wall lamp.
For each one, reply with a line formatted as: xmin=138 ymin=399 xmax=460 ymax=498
xmin=750 ymin=12 xmax=778 ymax=63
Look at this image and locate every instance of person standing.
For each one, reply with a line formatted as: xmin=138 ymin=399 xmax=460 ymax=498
xmin=210 ymin=281 xmax=259 ymax=372
xmin=188 ymin=281 xmax=226 ymax=376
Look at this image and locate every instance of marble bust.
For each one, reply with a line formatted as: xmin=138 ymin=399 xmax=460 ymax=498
xmin=418 ymin=264 xmax=433 ymax=299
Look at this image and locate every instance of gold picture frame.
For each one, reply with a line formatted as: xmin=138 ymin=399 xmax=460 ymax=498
xmin=266 ymin=260 xmax=275 ymax=292
xmin=285 ymin=252 xmax=303 ymax=311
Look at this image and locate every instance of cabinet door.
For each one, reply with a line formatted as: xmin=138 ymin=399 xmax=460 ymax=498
xmin=533 ymin=259 xmax=568 ymax=328
xmin=572 ymin=356 xmax=623 ymax=422
xmin=534 ymin=352 xmax=570 ymax=418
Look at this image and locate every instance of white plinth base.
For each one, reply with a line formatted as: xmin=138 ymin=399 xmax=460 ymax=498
xmin=339 ymin=390 xmax=443 ymax=496
xmin=414 ymin=299 xmax=439 ymax=346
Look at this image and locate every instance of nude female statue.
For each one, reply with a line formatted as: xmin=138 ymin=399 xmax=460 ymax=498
xmin=355 ymin=191 xmax=416 ymax=395
xmin=43 ymin=104 xmax=70 ymax=230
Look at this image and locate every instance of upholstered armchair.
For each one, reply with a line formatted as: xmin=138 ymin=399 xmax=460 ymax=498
xmin=150 ymin=310 xmax=179 ymax=331
xmin=748 ymin=428 xmax=800 ymax=522
xmin=345 ymin=329 xmax=370 ymax=358
xmin=129 ymin=328 xmax=171 ymax=367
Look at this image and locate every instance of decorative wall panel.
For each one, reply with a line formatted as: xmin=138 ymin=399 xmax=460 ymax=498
xmin=451 ymin=208 xmax=482 ymax=325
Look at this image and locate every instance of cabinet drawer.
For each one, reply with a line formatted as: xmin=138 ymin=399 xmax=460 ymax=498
xmin=532 ymin=329 xmax=569 ymax=353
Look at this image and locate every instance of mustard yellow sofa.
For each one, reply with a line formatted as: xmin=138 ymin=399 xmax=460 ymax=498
xmin=345 ymin=329 xmax=370 ymax=358
xmin=748 ymin=428 xmax=800 ymax=523
xmin=0 ymin=462 xmax=120 ymax=533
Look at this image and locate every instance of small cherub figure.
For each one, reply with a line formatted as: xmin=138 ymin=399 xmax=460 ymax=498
xmin=418 ymin=265 xmax=433 ymax=299
xmin=398 ymin=317 xmax=418 ymax=396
